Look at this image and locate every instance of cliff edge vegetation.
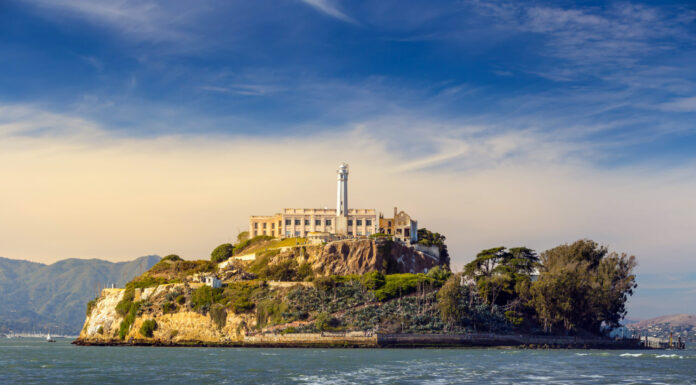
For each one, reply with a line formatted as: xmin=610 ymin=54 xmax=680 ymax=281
xmin=76 ymin=236 xmax=637 ymax=347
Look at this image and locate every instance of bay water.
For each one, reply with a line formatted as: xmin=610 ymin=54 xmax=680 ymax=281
xmin=1 ymin=338 xmax=694 ymax=384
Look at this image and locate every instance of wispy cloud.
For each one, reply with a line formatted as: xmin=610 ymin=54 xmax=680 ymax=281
xmin=299 ymin=0 xmax=357 ymax=24
xmin=199 ymin=84 xmax=285 ymax=96
xmin=659 ymin=96 xmax=696 ymax=112
xmin=465 ymin=1 xmax=696 ymax=81
xmin=23 ymin=0 xmax=205 ymax=46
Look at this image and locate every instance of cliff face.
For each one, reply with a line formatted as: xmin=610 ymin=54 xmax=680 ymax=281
xmin=79 ymin=284 xmax=254 ymax=345
xmin=306 ymin=238 xmax=442 ymax=276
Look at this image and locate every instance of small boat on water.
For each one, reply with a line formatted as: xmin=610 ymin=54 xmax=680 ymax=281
xmin=46 ymin=334 xmax=56 ymax=343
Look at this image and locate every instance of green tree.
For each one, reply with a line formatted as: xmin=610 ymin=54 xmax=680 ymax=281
xmin=211 ymin=243 xmax=234 ymax=263
xmin=437 ymin=275 xmax=466 ymax=328
xmin=139 ymin=319 xmax=158 ymax=338
xmin=417 ymin=228 xmax=450 ymax=267
xmin=464 ymin=247 xmax=539 ymax=307
xmin=526 ymin=239 xmax=637 ymax=333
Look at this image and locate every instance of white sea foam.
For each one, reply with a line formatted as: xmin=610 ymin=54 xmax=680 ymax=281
xmin=620 ymin=353 xmax=643 ymax=357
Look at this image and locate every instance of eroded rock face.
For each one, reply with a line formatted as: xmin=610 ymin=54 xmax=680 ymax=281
xmin=308 ymin=238 xmax=442 ymax=275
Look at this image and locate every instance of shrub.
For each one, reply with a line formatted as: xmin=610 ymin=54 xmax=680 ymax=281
xmin=256 ymin=299 xmax=289 ymax=328
xmin=97 ymin=326 xmax=104 ymax=335
xmin=118 ymin=301 xmax=141 ymax=340
xmin=361 ymin=271 xmax=385 ymax=290
xmin=426 ymin=266 xmax=452 ymax=283
xmin=314 ymin=312 xmax=340 ymax=331
xmin=373 ymin=274 xmax=436 ymax=302
xmin=162 ymin=254 xmax=183 ymax=262
xmin=176 ymin=295 xmax=186 ymax=305
xmin=210 ymin=303 xmax=227 ymax=329
xmin=211 ymin=243 xmax=234 ymax=263
xmin=231 ymin=297 xmax=254 ymax=313
xmin=312 ymin=276 xmax=336 ymax=291
xmin=86 ymin=297 xmax=98 ymax=316
xmin=139 ymin=319 xmax=158 ymax=338
xmin=297 ymin=262 xmax=314 ymax=281
xmin=162 ymin=302 xmax=177 ymax=314
xmin=190 ymin=285 xmax=223 ymax=313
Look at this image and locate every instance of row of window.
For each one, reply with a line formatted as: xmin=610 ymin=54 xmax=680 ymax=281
xmin=347 ymin=219 xmax=371 ymax=226
xmin=254 ymin=221 xmax=282 ymax=229
xmin=286 ymin=219 xmax=333 ymax=226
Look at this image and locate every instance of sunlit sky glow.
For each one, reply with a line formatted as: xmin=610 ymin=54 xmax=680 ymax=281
xmin=1 ymin=0 xmax=695 ymax=317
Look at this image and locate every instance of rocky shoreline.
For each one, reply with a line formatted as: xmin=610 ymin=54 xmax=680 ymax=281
xmin=73 ymin=332 xmax=648 ymax=349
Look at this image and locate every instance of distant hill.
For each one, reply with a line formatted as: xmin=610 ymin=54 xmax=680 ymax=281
xmin=627 ymin=314 xmax=696 ymax=342
xmin=0 ymin=255 xmax=160 ymax=335
xmin=630 ymin=314 xmax=696 ymax=329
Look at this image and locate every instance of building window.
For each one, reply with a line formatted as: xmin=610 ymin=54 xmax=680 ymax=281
xmin=366 ymin=220 xmax=371 ymax=226
xmin=325 ymin=219 xmax=332 ymax=226
xmin=278 ymin=221 xmax=282 ymax=228
xmin=285 ymin=219 xmax=291 ymax=226
xmin=271 ymin=223 xmax=275 ymax=229
xmin=295 ymin=219 xmax=301 ymax=226
xmin=254 ymin=223 xmax=258 ymax=229
xmin=263 ymin=223 xmax=267 ymax=228
xmin=286 ymin=231 xmax=291 ymax=237
xmin=295 ymin=231 xmax=300 ymax=237
xmin=356 ymin=219 xmax=362 ymax=226
xmin=348 ymin=219 xmax=353 ymax=226
xmin=305 ymin=219 xmax=309 ymax=226
xmin=357 ymin=232 xmax=362 ymax=236
xmin=315 ymin=219 xmax=321 ymax=226
xmin=388 ymin=221 xmax=392 ymax=227
xmin=348 ymin=231 xmax=353 ymax=236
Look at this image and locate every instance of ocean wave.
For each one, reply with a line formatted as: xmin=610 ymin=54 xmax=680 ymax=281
xmin=620 ymin=353 xmax=643 ymax=357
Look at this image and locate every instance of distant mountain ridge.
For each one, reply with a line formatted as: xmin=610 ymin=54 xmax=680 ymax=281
xmin=0 ymin=255 xmax=160 ymax=335
xmin=630 ymin=314 xmax=696 ymax=329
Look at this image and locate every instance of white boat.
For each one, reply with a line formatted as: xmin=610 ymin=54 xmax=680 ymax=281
xmin=46 ymin=334 xmax=56 ymax=343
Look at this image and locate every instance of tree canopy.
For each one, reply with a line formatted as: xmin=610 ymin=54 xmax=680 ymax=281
xmin=524 ymin=239 xmax=637 ymax=333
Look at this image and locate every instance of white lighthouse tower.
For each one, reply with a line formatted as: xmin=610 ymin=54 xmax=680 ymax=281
xmin=335 ymin=162 xmax=349 ymax=235
xmin=336 ymin=162 xmax=349 ymax=216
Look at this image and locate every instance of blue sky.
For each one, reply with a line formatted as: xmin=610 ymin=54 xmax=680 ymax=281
xmin=1 ymin=0 xmax=696 ymax=318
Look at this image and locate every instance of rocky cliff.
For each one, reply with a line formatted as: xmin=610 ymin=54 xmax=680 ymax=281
xmin=308 ymin=238 xmax=441 ymax=275
xmin=75 ymin=238 xmax=450 ymax=347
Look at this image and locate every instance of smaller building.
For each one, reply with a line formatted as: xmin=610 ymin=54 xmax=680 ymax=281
xmin=203 ymin=275 xmax=222 ymax=288
xmin=379 ymin=207 xmax=418 ymax=243
xmin=307 ymin=231 xmax=333 ymax=245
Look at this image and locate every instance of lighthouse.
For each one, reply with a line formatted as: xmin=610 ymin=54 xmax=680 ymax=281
xmin=335 ymin=162 xmax=349 ymax=235
xmin=336 ymin=162 xmax=349 ymax=216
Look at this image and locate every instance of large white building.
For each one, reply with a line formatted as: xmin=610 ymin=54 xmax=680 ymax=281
xmin=248 ymin=163 xmax=418 ymax=243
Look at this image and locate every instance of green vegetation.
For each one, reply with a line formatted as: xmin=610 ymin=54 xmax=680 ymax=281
xmin=86 ymin=297 xmax=98 ymax=316
xmin=523 ymin=239 xmax=637 ymax=333
xmin=464 ymin=247 xmax=539 ymax=306
xmin=417 ymin=228 xmax=450 ymax=267
xmin=147 ymin=260 xmax=215 ymax=280
xmin=210 ymin=243 xmax=234 ymax=263
xmin=190 ymin=285 xmax=224 ymax=313
xmin=161 ymin=254 xmax=183 ymax=262
xmin=139 ymin=319 xmax=158 ymax=338
xmin=97 ymin=326 xmax=104 ymax=335
xmin=96 ymin=235 xmax=636 ymax=340
xmin=210 ymin=304 xmax=227 ymax=329
xmin=118 ymin=300 xmax=141 ymax=340
xmin=314 ymin=312 xmax=341 ymax=331
xmin=373 ymin=273 xmax=440 ymax=301
xmin=161 ymin=302 xmax=177 ymax=314
xmin=256 ymin=299 xmax=289 ymax=328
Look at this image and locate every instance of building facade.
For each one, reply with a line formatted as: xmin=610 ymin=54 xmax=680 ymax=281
xmin=248 ymin=163 xmax=417 ymax=243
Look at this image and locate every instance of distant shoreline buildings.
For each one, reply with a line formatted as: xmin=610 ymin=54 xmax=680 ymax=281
xmin=249 ymin=163 xmax=418 ymax=243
